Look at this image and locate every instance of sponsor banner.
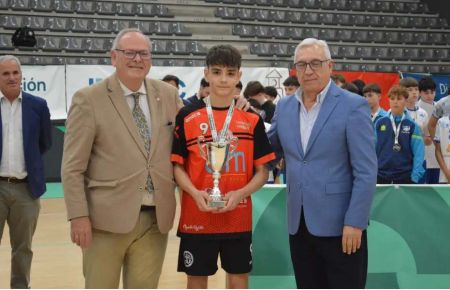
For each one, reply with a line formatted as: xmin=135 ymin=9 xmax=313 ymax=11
xmin=65 ymin=65 xmax=115 ymax=113
xmin=401 ymin=72 xmax=450 ymax=102
xmin=289 ymin=70 xmax=402 ymax=110
xmin=22 ymin=66 xmax=66 ymax=120
xmin=24 ymin=65 xmax=290 ymax=119
xmin=334 ymin=71 xmax=401 ymax=110
xmin=250 ymin=185 xmax=450 ymax=288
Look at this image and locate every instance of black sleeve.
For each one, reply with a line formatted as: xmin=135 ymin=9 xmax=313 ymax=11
xmin=253 ymin=115 xmax=275 ymax=164
xmin=171 ymin=109 xmax=189 ymax=160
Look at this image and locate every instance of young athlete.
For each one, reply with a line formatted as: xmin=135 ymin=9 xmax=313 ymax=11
xmin=171 ymin=45 xmax=275 ymax=288
xmin=362 ymin=83 xmax=387 ymax=124
xmin=375 ymin=85 xmax=425 ymax=184
xmin=434 ymin=115 xmax=450 ymax=183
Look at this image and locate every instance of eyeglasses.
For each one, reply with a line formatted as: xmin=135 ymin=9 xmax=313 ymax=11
xmin=115 ymin=49 xmax=151 ymax=60
xmin=294 ymin=59 xmax=330 ymax=72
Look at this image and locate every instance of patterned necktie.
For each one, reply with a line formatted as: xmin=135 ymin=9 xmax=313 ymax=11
xmin=131 ymin=93 xmax=154 ymax=192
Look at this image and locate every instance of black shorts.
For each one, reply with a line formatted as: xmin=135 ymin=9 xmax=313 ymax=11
xmin=177 ymin=235 xmax=252 ymax=276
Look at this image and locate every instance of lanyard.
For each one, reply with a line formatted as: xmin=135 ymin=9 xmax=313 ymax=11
xmin=204 ymin=96 xmax=235 ymax=144
xmin=389 ymin=112 xmax=406 ymax=145
xmin=371 ymin=108 xmax=380 ymax=122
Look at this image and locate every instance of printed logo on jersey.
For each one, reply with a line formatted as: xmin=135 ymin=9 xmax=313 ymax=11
xmin=204 ymin=150 xmax=247 ymax=174
xmin=185 ymin=111 xmax=201 ymax=123
xmin=184 ymin=251 xmax=194 ymax=268
xmin=235 ymin=120 xmax=251 ymax=131
xmin=381 ymin=125 xmax=386 ymax=131
xmin=182 ymin=224 xmax=205 ymax=232
xmin=401 ymin=125 xmax=411 ymax=134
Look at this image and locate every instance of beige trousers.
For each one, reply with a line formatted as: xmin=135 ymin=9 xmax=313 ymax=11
xmin=82 ymin=209 xmax=168 ymax=288
xmin=0 ymin=180 xmax=40 ymax=289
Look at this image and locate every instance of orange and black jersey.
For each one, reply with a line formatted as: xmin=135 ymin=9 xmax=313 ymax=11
xmin=171 ymin=101 xmax=275 ymax=238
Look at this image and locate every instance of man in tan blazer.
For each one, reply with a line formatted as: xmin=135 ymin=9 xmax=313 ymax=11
xmin=62 ymin=28 xmax=183 ymax=288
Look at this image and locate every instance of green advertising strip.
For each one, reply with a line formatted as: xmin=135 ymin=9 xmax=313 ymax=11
xmin=250 ymin=185 xmax=450 ymax=289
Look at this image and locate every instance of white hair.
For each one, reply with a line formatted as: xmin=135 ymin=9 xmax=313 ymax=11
xmin=0 ymin=55 xmax=22 ymax=67
xmin=111 ymin=28 xmax=151 ymax=51
xmin=293 ymin=38 xmax=332 ymax=61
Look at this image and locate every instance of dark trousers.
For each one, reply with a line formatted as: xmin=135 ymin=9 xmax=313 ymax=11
xmin=424 ymin=168 xmax=440 ymax=184
xmin=377 ymin=176 xmax=413 ymax=184
xmin=0 ymin=181 xmax=40 ymax=289
xmin=289 ymin=213 xmax=368 ymax=289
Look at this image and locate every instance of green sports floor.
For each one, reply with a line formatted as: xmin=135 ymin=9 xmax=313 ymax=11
xmin=43 ymin=183 xmax=64 ymax=199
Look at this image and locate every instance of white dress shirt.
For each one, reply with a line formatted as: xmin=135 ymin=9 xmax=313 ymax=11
xmin=295 ymin=80 xmax=332 ymax=151
xmin=118 ymin=81 xmax=151 ymax=130
xmin=0 ymin=92 xmax=27 ymax=179
xmin=118 ymin=81 xmax=154 ymax=206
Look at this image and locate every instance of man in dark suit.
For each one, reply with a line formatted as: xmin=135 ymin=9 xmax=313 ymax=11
xmin=0 ymin=55 xmax=52 ymax=288
xmin=268 ymin=38 xmax=377 ymax=288
xmin=183 ymin=78 xmax=210 ymax=106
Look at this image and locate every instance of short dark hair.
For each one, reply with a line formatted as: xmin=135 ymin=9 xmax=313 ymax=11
xmin=388 ymin=85 xmax=409 ymax=99
xmin=162 ymin=74 xmax=179 ymax=86
xmin=351 ymin=79 xmax=366 ymax=96
xmin=248 ymin=98 xmax=263 ymax=110
xmin=331 ymin=74 xmax=346 ymax=84
xmin=418 ymin=76 xmax=436 ymax=92
xmin=283 ymin=76 xmax=300 ymax=87
xmin=236 ymin=81 xmax=243 ymax=90
xmin=200 ymin=78 xmax=209 ymax=88
xmin=362 ymin=83 xmax=381 ymax=94
xmin=264 ymin=86 xmax=278 ymax=98
xmin=399 ymin=77 xmax=418 ymax=88
xmin=342 ymin=82 xmax=359 ymax=94
xmin=206 ymin=44 xmax=241 ymax=69
xmin=243 ymin=81 xmax=265 ymax=99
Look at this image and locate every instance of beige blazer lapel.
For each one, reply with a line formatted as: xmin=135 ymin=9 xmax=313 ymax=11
xmin=106 ymin=75 xmax=148 ymax=158
xmin=145 ymin=78 xmax=162 ymax=161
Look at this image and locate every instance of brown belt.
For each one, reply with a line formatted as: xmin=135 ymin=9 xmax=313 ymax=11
xmin=140 ymin=205 xmax=156 ymax=211
xmin=0 ymin=176 xmax=28 ymax=183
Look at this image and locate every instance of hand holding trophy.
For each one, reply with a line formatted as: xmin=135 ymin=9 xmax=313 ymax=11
xmin=197 ymin=96 xmax=239 ymax=208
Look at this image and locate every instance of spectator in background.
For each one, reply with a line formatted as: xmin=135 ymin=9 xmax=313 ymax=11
xmin=352 ymin=79 xmax=366 ymax=96
xmin=282 ymin=76 xmax=300 ymax=96
xmin=341 ymin=82 xmax=360 ymax=94
xmin=235 ymin=81 xmax=243 ymax=95
xmin=264 ymin=86 xmax=278 ymax=103
xmin=248 ymin=98 xmax=271 ymax=131
xmin=362 ymin=83 xmax=387 ymax=124
xmin=399 ymin=77 xmax=428 ymax=184
xmin=183 ymin=78 xmax=209 ymax=106
xmin=434 ymin=115 xmax=450 ymax=184
xmin=243 ymin=81 xmax=275 ymax=123
xmin=375 ymin=85 xmax=425 ymax=184
xmin=162 ymin=74 xmax=180 ymax=90
xmin=417 ymin=77 xmax=440 ymax=183
xmin=399 ymin=78 xmax=429 ymax=134
xmin=0 ymin=55 xmax=52 ymax=289
xmin=331 ymin=73 xmax=346 ymax=87
xmin=428 ymin=94 xmax=450 ymax=140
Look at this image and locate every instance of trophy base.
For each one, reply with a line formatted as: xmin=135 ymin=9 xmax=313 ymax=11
xmin=208 ymin=200 xmax=226 ymax=208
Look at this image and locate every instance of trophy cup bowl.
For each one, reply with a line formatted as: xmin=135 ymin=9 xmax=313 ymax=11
xmin=198 ymin=135 xmax=238 ymax=208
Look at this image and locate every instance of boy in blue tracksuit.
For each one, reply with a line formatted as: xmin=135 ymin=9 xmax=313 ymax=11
xmin=375 ymin=85 xmax=425 ymax=184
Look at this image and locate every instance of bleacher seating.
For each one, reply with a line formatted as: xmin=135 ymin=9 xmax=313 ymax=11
xmin=0 ymin=0 xmax=449 ymax=72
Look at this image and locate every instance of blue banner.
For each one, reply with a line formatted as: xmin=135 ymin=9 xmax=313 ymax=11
xmin=400 ymin=72 xmax=450 ymax=102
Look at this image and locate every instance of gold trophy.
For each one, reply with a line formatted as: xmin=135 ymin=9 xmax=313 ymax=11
xmin=198 ymin=135 xmax=238 ymax=208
